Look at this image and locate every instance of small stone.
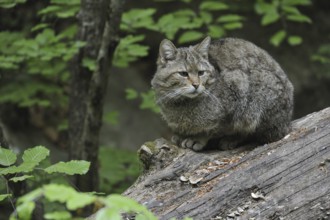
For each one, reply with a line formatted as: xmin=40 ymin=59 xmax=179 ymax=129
xmin=179 ymin=175 xmax=188 ymax=182
xmin=284 ymin=134 xmax=290 ymax=139
xmin=215 ymin=160 xmax=228 ymax=166
xmin=237 ymin=207 xmax=244 ymax=213
xmin=233 ymin=210 xmax=240 ymax=216
xmin=161 ymin=144 xmax=170 ymax=150
xmin=189 ymin=175 xmax=203 ymax=185
xmin=251 ymin=191 xmax=265 ymax=200
xmin=227 ymin=212 xmax=235 ymax=218
xmin=208 ymin=166 xmax=218 ymax=171
xmin=140 ymin=145 xmax=152 ymax=155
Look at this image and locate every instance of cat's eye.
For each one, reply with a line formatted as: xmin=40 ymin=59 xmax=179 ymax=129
xmin=178 ymin=71 xmax=189 ymax=77
xmin=198 ymin=71 xmax=205 ymax=76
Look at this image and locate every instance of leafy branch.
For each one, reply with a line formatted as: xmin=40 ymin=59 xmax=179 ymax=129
xmin=0 ymin=146 xmax=89 ymax=201
xmin=255 ymin=0 xmax=312 ymax=46
xmin=0 ymin=146 xmax=157 ymax=220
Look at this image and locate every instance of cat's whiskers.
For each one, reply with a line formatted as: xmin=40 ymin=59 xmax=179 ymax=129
xmin=203 ymin=90 xmax=220 ymax=105
xmin=156 ymin=89 xmax=182 ymax=104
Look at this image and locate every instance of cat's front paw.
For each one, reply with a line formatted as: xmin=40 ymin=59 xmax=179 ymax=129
xmin=181 ymin=138 xmax=207 ymax=151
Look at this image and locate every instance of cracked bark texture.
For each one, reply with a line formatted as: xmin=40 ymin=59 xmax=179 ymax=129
xmin=124 ymin=107 xmax=330 ymax=220
xmin=68 ymin=0 xmax=125 ymax=192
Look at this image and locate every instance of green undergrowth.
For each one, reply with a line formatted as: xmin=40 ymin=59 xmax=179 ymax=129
xmin=0 ymin=145 xmax=155 ymax=220
xmin=99 ymin=146 xmax=141 ymax=194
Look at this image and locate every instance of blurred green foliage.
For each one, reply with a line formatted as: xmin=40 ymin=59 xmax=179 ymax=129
xmin=312 ymin=44 xmax=330 ymax=65
xmin=99 ymin=147 xmax=141 ymax=193
xmin=125 ymin=89 xmax=161 ymax=114
xmin=0 ymin=146 xmax=155 ymax=220
xmin=255 ymin=0 xmax=312 ymax=46
xmin=0 ymin=146 xmax=90 ymax=201
xmin=0 ymin=0 xmax=315 ymax=123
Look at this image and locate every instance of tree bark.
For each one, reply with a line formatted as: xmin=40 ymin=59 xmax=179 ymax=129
xmin=124 ymin=107 xmax=330 ymax=220
xmin=68 ymin=0 xmax=125 ymax=192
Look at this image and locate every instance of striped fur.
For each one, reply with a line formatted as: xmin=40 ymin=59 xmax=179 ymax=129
xmin=151 ymin=37 xmax=294 ymax=151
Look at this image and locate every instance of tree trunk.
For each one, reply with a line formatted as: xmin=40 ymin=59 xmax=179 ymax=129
xmin=68 ymin=0 xmax=125 ymax=192
xmin=124 ymin=107 xmax=330 ymax=220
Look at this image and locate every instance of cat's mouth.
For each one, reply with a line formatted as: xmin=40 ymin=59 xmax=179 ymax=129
xmin=184 ymin=87 xmax=204 ymax=98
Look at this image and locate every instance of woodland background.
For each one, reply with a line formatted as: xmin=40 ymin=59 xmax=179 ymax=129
xmin=0 ymin=0 xmax=329 ymax=219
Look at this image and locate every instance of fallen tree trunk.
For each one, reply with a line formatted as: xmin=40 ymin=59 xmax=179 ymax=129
xmin=123 ymin=107 xmax=330 ymax=220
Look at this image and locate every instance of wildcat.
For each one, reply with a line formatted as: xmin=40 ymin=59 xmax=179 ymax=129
xmin=151 ymin=37 xmax=294 ymax=151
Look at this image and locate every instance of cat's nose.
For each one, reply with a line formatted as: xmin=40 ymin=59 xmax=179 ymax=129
xmin=192 ymin=83 xmax=199 ymax=89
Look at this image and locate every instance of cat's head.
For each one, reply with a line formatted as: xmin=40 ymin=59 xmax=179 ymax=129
xmin=151 ymin=37 xmax=216 ymax=103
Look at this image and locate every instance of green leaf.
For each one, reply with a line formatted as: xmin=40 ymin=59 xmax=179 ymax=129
xmin=113 ymin=35 xmax=149 ymax=67
xmin=282 ymin=0 xmax=311 ymax=6
xmin=103 ymin=111 xmax=119 ymax=126
xmin=199 ymin=11 xmax=213 ymax=24
xmin=254 ymin=1 xmax=274 ymax=15
xmin=31 ymin=23 xmax=49 ymax=32
xmin=22 ymin=146 xmax=49 ymax=164
xmin=15 ymin=201 xmax=36 ymax=220
xmin=95 ymin=208 xmax=121 ymax=220
xmin=103 ymin=195 xmax=157 ymax=220
xmin=288 ymin=35 xmax=302 ymax=46
xmin=0 ymin=147 xmax=17 ymax=166
xmin=44 ymin=160 xmax=90 ymax=175
xmin=44 ymin=184 xmax=96 ymax=210
xmin=316 ymin=44 xmax=330 ymax=55
xmin=44 ymin=211 xmax=72 ymax=220
xmin=311 ymin=55 xmax=330 ymax=64
xmin=82 ymin=58 xmax=96 ymax=71
xmin=282 ymin=5 xmax=301 ymax=15
xmin=178 ymin=31 xmax=204 ymax=44
xmin=287 ymin=14 xmax=312 ymax=23
xmin=0 ymin=0 xmax=26 ymax=8
xmin=66 ymin=193 xmax=95 ymax=210
xmin=121 ymin=8 xmax=157 ymax=31
xmin=199 ymin=1 xmax=229 ymax=11
xmin=173 ymin=9 xmax=196 ymax=17
xmin=0 ymin=194 xmax=11 ymax=202
xmin=38 ymin=5 xmax=62 ymax=15
xmin=140 ymin=90 xmax=160 ymax=113
xmin=208 ymin=25 xmax=225 ymax=38
xmin=10 ymin=175 xmax=34 ymax=182
xmin=17 ymin=188 xmax=43 ymax=204
xmin=0 ymin=162 xmax=38 ymax=175
xmin=261 ymin=11 xmax=280 ymax=26
xmin=156 ymin=13 xmax=192 ymax=39
xmin=37 ymin=3 xmax=79 ymax=18
xmin=217 ymin=14 xmax=244 ymax=23
xmin=223 ymin=22 xmax=243 ymax=30
xmin=270 ymin=30 xmax=287 ymax=47
xmin=99 ymin=147 xmax=140 ymax=193
xmin=125 ymin=88 xmax=139 ymax=100
xmin=44 ymin=184 xmax=75 ymax=203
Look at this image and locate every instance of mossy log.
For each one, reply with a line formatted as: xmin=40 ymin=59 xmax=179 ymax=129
xmin=123 ymin=107 xmax=330 ymax=220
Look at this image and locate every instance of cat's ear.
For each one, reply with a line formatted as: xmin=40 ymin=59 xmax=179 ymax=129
xmin=194 ymin=36 xmax=211 ymax=59
xmin=159 ymin=39 xmax=177 ymax=64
